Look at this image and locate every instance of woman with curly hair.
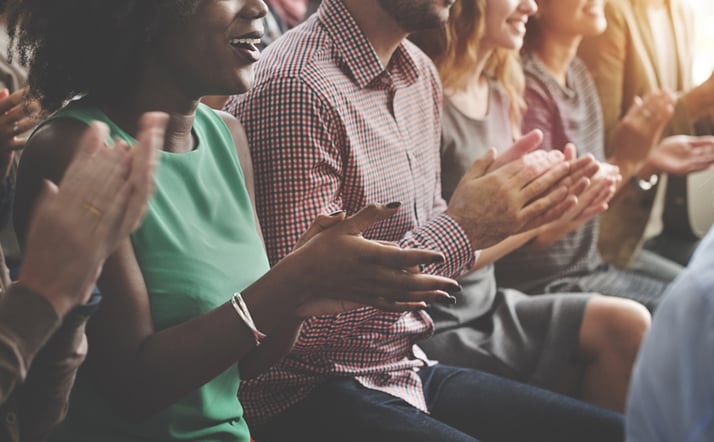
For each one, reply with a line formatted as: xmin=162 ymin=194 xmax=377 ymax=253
xmin=411 ymin=0 xmax=655 ymax=412
xmin=5 ymin=0 xmax=461 ymax=440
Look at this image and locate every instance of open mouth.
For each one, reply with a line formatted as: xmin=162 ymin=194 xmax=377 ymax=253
xmin=229 ymin=32 xmax=264 ymax=63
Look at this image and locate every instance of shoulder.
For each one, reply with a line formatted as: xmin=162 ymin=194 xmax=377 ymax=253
xmin=214 ymin=110 xmax=248 ymax=150
xmin=522 ymin=57 xmax=553 ymax=104
xmin=251 ymin=18 xmax=336 ymax=96
xmin=23 ymin=118 xmax=93 ymax=182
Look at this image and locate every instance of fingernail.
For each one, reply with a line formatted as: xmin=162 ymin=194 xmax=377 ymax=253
xmin=431 ymin=254 xmax=445 ymax=264
xmin=329 ymin=210 xmax=345 ymax=217
xmin=385 ymin=201 xmax=401 ymax=209
xmin=435 ymin=295 xmax=457 ymax=305
xmin=447 ymin=283 xmax=462 ymax=294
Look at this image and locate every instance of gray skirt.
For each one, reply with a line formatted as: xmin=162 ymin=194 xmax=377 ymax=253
xmin=419 ymin=289 xmax=592 ymax=392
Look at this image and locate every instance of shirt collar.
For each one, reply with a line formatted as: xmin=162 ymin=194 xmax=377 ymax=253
xmin=318 ymin=0 xmax=420 ymax=89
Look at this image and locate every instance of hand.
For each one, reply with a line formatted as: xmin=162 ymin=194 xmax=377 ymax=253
xmin=610 ymin=90 xmax=675 ymax=171
xmin=447 ymin=130 xmax=579 ymax=250
xmin=552 ymin=159 xmax=620 ymax=226
xmin=18 ymin=112 xmax=168 ymax=316
xmin=647 ymin=135 xmax=714 ymax=175
xmin=683 ymin=70 xmax=714 ymax=122
xmin=0 ymin=87 xmax=42 ymax=151
xmin=278 ymin=204 xmax=461 ymax=318
xmin=0 ymin=87 xmax=42 ymax=178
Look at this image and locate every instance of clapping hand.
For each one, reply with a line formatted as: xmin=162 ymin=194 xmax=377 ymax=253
xmin=283 ymin=203 xmax=461 ymax=317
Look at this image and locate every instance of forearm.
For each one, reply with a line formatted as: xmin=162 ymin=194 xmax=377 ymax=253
xmin=530 ymin=218 xmax=589 ymax=252
xmin=238 ymin=317 xmax=303 ymax=379
xmin=95 ymin=261 xmax=307 ymax=420
xmin=0 ymin=284 xmax=61 ymax=406
xmin=19 ymin=316 xmax=89 ymax=440
xmin=474 ymin=230 xmax=539 ymax=270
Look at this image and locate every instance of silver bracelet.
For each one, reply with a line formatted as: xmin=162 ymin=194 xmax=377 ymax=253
xmin=630 ymin=173 xmax=659 ymax=191
xmin=230 ymin=292 xmax=267 ymax=346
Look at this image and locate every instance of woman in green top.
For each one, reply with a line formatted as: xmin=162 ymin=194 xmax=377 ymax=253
xmin=6 ymin=1 xmax=461 ymax=440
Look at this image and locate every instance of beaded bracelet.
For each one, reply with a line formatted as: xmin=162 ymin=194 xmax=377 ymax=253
xmin=230 ymin=292 xmax=267 ymax=346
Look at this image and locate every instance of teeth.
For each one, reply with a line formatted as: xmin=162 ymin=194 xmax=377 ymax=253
xmin=230 ymin=38 xmax=262 ymax=45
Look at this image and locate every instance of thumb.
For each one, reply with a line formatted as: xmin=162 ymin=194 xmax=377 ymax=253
xmin=339 ymin=202 xmax=401 ymax=235
xmin=491 ymin=129 xmax=543 ymax=171
xmin=562 ymin=143 xmax=577 ymax=161
xmin=36 ymin=179 xmax=59 ymax=208
xmin=293 ymin=211 xmax=346 ymax=250
xmin=463 ymin=148 xmax=497 ymax=179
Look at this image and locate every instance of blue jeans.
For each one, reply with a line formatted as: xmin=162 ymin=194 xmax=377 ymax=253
xmin=254 ymin=364 xmax=623 ymax=441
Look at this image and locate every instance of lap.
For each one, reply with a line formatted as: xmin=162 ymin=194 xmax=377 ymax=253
xmin=255 ymin=365 xmax=624 ymax=442
xmin=420 ymin=289 xmax=591 ymax=390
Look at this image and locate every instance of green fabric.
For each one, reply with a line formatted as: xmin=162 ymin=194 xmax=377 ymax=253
xmin=47 ymin=101 xmax=269 ymax=441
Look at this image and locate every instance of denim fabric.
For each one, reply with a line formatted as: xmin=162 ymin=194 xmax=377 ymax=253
xmin=255 ymin=364 xmax=624 ymax=442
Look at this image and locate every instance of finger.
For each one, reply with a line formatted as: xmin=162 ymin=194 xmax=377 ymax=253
xmin=7 ymin=136 xmax=27 ymax=151
xmin=491 ymin=129 xmax=543 ymax=170
xmin=294 ymin=211 xmax=346 ymax=250
xmin=562 ymin=143 xmax=577 ymax=161
xmin=337 ymin=202 xmax=401 ymax=235
xmin=464 ymin=147 xmax=497 ymax=178
xmin=566 ymin=154 xmax=599 ymax=183
xmin=371 ymin=297 xmax=428 ymax=313
xmin=360 ymin=242 xmax=447 ymax=270
xmin=521 ymin=187 xmax=573 ymax=230
xmin=0 ymin=88 xmax=24 ymax=114
xmin=352 ymin=263 xmax=460 ymax=294
xmin=568 ymin=176 xmax=590 ymax=197
xmin=688 ymin=136 xmax=714 ymax=148
xmin=519 ymin=160 xmax=571 ymax=203
xmin=58 ymin=122 xmax=111 ymax=192
xmin=11 ymin=115 xmax=38 ymax=136
xmin=118 ymin=112 xmax=168 ymax=235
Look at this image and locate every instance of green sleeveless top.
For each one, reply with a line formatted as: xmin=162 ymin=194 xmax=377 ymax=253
xmin=48 ymin=101 xmax=270 ymax=441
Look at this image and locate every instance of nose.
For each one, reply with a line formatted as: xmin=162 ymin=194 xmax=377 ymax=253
xmin=241 ymin=0 xmax=268 ymax=20
xmin=519 ymin=0 xmax=538 ymax=16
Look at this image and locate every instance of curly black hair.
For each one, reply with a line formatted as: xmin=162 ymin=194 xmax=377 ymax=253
xmin=5 ymin=0 xmax=200 ymax=112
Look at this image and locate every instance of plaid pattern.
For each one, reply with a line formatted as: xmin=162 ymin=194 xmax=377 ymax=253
xmin=227 ymin=0 xmax=476 ymax=426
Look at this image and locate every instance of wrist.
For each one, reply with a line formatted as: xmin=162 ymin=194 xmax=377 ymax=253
xmin=14 ymin=278 xmax=75 ymax=318
xmin=682 ymin=85 xmax=714 ymax=122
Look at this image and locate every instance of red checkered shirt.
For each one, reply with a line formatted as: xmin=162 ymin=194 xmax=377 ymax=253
xmin=226 ymin=0 xmax=476 ymax=426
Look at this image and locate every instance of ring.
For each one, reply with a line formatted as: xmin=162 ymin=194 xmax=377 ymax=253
xmin=83 ymin=202 xmax=103 ymax=217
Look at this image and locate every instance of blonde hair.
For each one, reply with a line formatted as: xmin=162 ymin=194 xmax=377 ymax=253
xmin=411 ymin=0 xmax=525 ymax=131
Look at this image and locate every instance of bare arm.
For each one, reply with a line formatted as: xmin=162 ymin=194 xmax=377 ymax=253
xmin=15 ymin=114 xmax=459 ymax=421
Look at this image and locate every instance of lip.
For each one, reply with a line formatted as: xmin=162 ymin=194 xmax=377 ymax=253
xmin=506 ymin=17 xmax=528 ymax=34
xmin=229 ymin=28 xmax=264 ymax=64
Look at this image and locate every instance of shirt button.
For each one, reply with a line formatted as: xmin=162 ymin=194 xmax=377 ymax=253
xmin=5 ymin=412 xmax=16 ymax=424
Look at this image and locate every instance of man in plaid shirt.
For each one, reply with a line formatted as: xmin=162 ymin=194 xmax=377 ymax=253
xmin=227 ymin=0 xmax=623 ymax=440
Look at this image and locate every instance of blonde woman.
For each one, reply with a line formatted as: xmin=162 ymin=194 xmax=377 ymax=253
xmin=412 ymin=0 xmax=652 ymax=412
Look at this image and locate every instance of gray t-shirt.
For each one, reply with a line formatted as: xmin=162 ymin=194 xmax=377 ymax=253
xmin=429 ymin=80 xmax=512 ymax=326
xmin=494 ymin=54 xmax=604 ymax=294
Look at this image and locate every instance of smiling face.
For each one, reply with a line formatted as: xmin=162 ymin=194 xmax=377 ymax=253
xmin=535 ymin=0 xmax=606 ymax=38
xmin=481 ymin=0 xmax=537 ymax=52
xmin=377 ymin=0 xmax=456 ymax=32
xmin=151 ymin=0 xmax=268 ymax=98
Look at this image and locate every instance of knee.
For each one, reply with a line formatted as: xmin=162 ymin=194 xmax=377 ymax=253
xmin=579 ymin=295 xmax=651 ymax=360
